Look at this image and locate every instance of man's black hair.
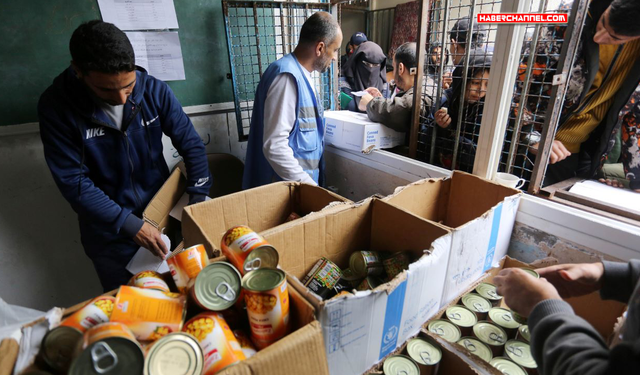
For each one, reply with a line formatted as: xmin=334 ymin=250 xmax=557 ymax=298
xmin=394 ymin=42 xmax=417 ymax=70
xmin=608 ymin=0 xmax=640 ymax=37
xmin=449 ymin=19 xmax=488 ymax=49
xmin=298 ymin=11 xmax=340 ymax=47
xmin=70 ymin=20 xmax=135 ymax=74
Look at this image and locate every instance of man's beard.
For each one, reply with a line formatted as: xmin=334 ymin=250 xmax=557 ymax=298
xmin=313 ymin=57 xmax=331 ymax=73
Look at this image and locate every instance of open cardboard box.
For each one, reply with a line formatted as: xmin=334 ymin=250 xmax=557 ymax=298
xmin=383 ymin=171 xmax=522 ymax=308
xmin=258 ymin=198 xmax=454 ymax=375
xmin=182 ymin=182 xmax=351 ymax=257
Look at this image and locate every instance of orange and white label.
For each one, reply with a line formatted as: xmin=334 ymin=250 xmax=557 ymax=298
xmin=233 ymin=330 xmax=257 ymax=358
xmin=129 ymin=270 xmax=170 ymax=293
xmin=167 ymin=245 xmax=208 ymax=292
xmin=183 ymin=312 xmax=245 ymax=375
xmin=244 ymin=279 xmax=290 ymax=348
xmin=60 ymin=296 xmax=115 ymax=332
xmin=220 ymin=226 xmax=269 ymax=272
xmin=477 ymin=13 xmax=568 ymax=23
xmin=82 ymin=322 xmax=137 ymax=349
xmin=110 ymin=286 xmax=186 ymax=341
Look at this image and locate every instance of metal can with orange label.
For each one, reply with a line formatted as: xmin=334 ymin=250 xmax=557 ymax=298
xmin=220 ymin=226 xmax=279 ymax=274
xmin=81 ymin=322 xmax=138 ymax=349
xmin=233 ymin=330 xmax=257 ymax=358
xmin=167 ymin=244 xmax=209 ymax=293
xmin=68 ymin=328 xmax=144 ymax=375
xmin=59 ymin=295 xmax=115 ymax=333
xmin=110 ymin=286 xmax=186 ymax=341
xmin=241 ymin=268 xmax=290 ymax=349
xmin=128 ymin=270 xmax=170 ymax=292
xmin=183 ymin=312 xmax=246 ymax=374
xmin=188 ymin=262 xmax=242 ymax=311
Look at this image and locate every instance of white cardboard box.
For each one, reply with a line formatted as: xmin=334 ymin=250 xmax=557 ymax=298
xmin=324 ymin=110 xmax=405 ymax=153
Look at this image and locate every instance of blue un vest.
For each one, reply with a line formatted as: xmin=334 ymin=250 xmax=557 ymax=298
xmin=242 ymin=54 xmax=325 ymax=189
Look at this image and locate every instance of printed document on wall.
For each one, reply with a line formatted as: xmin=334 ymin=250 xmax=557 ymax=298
xmin=98 ymin=0 xmax=179 ymax=30
xmin=126 ymin=32 xmax=186 ymax=81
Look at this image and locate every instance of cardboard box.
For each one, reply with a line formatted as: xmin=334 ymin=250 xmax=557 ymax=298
xmin=181 ymin=182 xmax=351 ymax=257
xmin=324 ymin=110 xmax=405 ymax=153
xmin=384 ymin=171 xmax=522 ymax=307
xmin=258 ymin=198 xmax=453 ymax=375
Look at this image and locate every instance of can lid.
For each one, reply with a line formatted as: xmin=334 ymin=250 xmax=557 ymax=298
xmin=406 ymin=338 xmax=442 ymax=365
xmin=489 ymin=308 xmax=521 ymax=329
xmin=42 ymin=326 xmax=83 ymax=372
xmin=446 ymin=306 xmax=478 ymax=328
xmin=242 ymin=268 xmax=286 ymax=291
xmin=144 ymin=333 xmax=204 ymax=375
xmin=341 ymin=268 xmax=360 ymax=282
xmin=461 ymin=293 xmax=492 ymax=313
xmin=382 ymin=355 xmax=420 ymax=375
xmin=243 ymin=245 xmax=279 ymax=273
xmin=505 ymin=340 xmax=537 ymax=369
xmin=69 ymin=337 xmax=144 ymax=375
xmin=473 ymin=322 xmax=507 ymax=346
xmin=518 ymin=325 xmax=531 ymax=342
xmin=349 ymin=252 xmax=368 ymax=278
xmin=512 ymin=311 xmax=528 ymax=325
xmin=489 ymin=357 xmax=527 ymax=375
xmin=456 ymin=337 xmax=493 ymax=363
xmin=194 ymin=262 xmax=242 ymax=311
xmin=427 ymin=319 xmax=461 ymax=343
xmin=519 ymin=267 xmax=540 ymax=279
xmin=475 ymin=283 xmax=502 ymax=301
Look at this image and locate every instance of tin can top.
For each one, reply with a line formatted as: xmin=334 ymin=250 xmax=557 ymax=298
xmin=349 ymin=251 xmax=380 ymax=278
xmin=144 ymin=333 xmax=204 ymax=375
xmin=519 ymin=267 xmax=540 ymax=279
xmin=473 ymin=321 xmax=508 ymax=347
xmin=475 ymin=282 xmax=502 ymax=301
xmin=406 ymin=337 xmax=442 ymax=365
xmin=42 ymin=326 xmax=83 ymax=372
xmin=243 ymin=245 xmax=279 ymax=273
xmin=518 ymin=325 xmax=531 ymax=342
xmin=461 ymin=293 xmax=492 ymax=313
xmin=505 ymin=340 xmax=537 ymax=369
xmin=446 ymin=305 xmax=478 ymax=328
xmin=69 ymin=337 xmax=144 ymax=375
xmin=457 ymin=337 xmax=493 ymax=363
xmin=489 ymin=357 xmax=527 ymax=375
xmin=427 ymin=319 xmax=462 ymax=343
xmin=242 ymin=268 xmax=286 ymax=292
xmin=194 ymin=262 xmax=242 ymax=311
xmin=382 ymin=355 xmax=420 ymax=375
xmin=489 ymin=307 xmax=521 ymax=329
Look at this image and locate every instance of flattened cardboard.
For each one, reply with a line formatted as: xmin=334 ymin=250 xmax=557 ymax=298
xmin=182 ymin=182 xmax=351 ymax=257
xmin=384 ymin=171 xmax=522 ymax=307
xmin=324 ymin=110 xmax=405 ymax=153
xmin=143 ymin=166 xmax=187 ymax=230
xmin=259 ymin=199 xmax=453 ymax=375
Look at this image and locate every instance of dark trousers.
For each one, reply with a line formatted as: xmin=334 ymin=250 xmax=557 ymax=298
xmin=85 ymin=238 xmax=138 ymax=292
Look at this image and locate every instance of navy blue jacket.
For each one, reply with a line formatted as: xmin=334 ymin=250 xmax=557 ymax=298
xmin=38 ymin=67 xmax=212 ymax=257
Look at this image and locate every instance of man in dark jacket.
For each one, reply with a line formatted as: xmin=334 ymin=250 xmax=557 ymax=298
xmin=495 ymin=260 xmax=640 ymax=374
xmin=38 ymin=21 xmax=212 ymax=291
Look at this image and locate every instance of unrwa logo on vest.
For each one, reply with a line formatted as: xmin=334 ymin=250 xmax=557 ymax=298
xmin=86 ymin=127 xmax=105 ymax=140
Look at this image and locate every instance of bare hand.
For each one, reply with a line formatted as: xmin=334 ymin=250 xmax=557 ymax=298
xmin=435 ymin=108 xmax=451 ymax=128
xmin=494 ymin=268 xmax=561 ymax=317
xmin=598 ymin=178 xmax=627 ymax=190
xmin=133 ymin=222 xmax=169 ymax=259
xmin=549 ymin=140 xmax=571 ymax=164
xmin=365 ymin=87 xmax=383 ymax=97
xmin=443 ymin=72 xmax=452 ymax=90
xmin=358 ymin=93 xmax=373 ymax=111
xmin=536 ymin=262 xmax=604 ymax=299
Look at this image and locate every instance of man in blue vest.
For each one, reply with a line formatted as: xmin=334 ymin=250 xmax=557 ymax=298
xmin=243 ymin=12 xmax=342 ymax=188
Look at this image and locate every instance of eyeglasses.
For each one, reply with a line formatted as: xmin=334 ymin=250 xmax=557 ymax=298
xmin=362 ymin=61 xmax=381 ymax=68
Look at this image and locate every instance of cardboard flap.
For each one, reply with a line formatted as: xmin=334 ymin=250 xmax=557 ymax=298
xmin=143 ymin=167 xmax=187 ymax=227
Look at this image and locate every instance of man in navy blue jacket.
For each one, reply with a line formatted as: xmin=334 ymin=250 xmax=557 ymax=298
xmin=38 ymin=21 xmax=212 ymax=291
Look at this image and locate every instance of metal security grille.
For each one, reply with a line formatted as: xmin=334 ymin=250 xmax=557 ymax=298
xmin=223 ymin=0 xmax=333 ymax=141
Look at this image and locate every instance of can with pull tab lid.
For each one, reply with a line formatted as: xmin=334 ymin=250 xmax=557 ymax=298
xmin=445 ymin=305 xmax=478 ymax=337
xmin=456 ymin=337 xmax=493 ymax=363
xmin=461 ymin=293 xmax=492 ymax=321
xmin=475 ymin=282 xmax=503 ymax=307
xmin=427 ymin=319 xmax=461 ymax=343
xmin=504 ymin=340 xmax=538 ymax=375
xmin=382 ymin=355 xmax=420 ymax=375
xmin=144 ymin=332 xmax=204 ymax=375
xmin=490 ymin=357 xmax=527 ymax=375
xmin=488 ymin=307 xmax=521 ymax=339
xmin=473 ymin=321 xmax=507 ymax=357
xmin=406 ymin=337 xmax=441 ymax=375
xmin=68 ymin=337 xmax=144 ymax=375
xmin=188 ymin=262 xmax=242 ymax=311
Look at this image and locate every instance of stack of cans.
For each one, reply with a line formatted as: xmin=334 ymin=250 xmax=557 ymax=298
xmin=379 ymin=336 xmax=442 ymax=375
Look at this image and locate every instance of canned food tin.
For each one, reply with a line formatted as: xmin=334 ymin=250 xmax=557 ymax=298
xmin=488 ymin=308 xmax=520 ymax=339
xmin=341 ymin=268 xmax=363 ymax=288
xmin=60 ymin=296 xmax=115 ymax=333
xmin=457 ymin=337 xmax=493 ymax=363
xmin=504 ymin=340 xmax=537 ymax=371
xmin=302 ymin=257 xmax=342 ymax=299
xmin=446 ymin=305 xmax=478 ymax=336
xmin=382 ymin=252 xmax=410 ymax=281
xmin=68 ymin=337 xmax=144 ymax=375
xmin=110 ymin=286 xmax=186 ymax=341
xmin=383 ymin=355 xmax=420 ymax=375
xmin=221 ymin=226 xmax=276 ymax=274
xmin=243 ymin=245 xmax=279 ymax=273
xmin=461 ymin=293 xmax=492 ymax=320
xmin=233 ymin=330 xmax=257 ymax=358
xmin=473 ymin=321 xmax=508 ymax=357
xmin=189 ymin=262 xmax=242 ymax=311
xmin=349 ymin=251 xmax=384 ymax=279
xmin=427 ymin=319 xmax=462 ymax=343
xmin=183 ymin=312 xmax=246 ymax=374
xmin=242 ymin=269 xmax=291 ymax=348
xmin=167 ymin=244 xmax=209 ymax=292
xmin=41 ymin=326 xmax=83 ymax=373
xmin=512 ymin=311 xmax=528 ymax=325
xmin=519 ymin=268 xmax=540 ymax=279
xmin=475 ymin=282 xmax=502 ymax=306
xmin=82 ymin=322 xmax=137 ymax=350
xmin=406 ymin=337 xmax=441 ymax=375
xmin=128 ymin=270 xmax=170 ymax=292
xmin=144 ymin=332 xmax=204 ymax=375
xmin=489 ymin=357 xmax=527 ymax=375
xmin=516 ymin=325 xmax=530 ymax=343
xmin=356 ymin=275 xmax=384 ymax=291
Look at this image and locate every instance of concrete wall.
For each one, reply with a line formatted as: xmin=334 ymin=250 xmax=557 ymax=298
xmin=340 ymin=10 xmax=367 ymax=58
xmin=371 ymin=0 xmax=415 ymax=11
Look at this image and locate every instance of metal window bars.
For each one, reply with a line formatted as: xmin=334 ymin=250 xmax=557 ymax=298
xmin=223 ymin=0 xmax=333 ymax=142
